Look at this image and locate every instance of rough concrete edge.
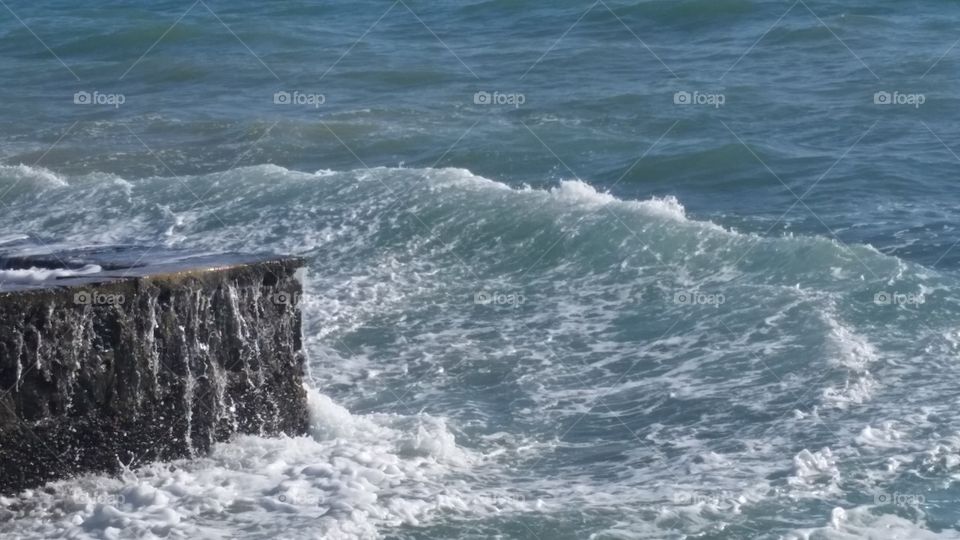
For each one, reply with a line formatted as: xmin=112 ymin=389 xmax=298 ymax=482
xmin=0 ymin=256 xmax=307 ymax=300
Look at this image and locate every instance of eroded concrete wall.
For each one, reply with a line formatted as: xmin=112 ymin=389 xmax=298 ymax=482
xmin=0 ymin=256 xmax=309 ymax=494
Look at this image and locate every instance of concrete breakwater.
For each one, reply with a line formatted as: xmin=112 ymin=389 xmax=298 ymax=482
xmin=0 ymin=246 xmax=309 ymax=494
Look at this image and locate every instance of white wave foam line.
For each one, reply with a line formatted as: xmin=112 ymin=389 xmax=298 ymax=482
xmin=0 ymin=233 xmax=29 ymax=245
xmin=404 ymin=166 xmax=730 ymax=234
xmin=408 ymin=168 xmax=913 ymax=272
xmin=551 ymin=180 xmax=689 ymax=220
xmin=0 ymin=264 xmax=101 ymax=284
xmin=0 ymin=389 xmax=534 ymax=540
xmin=532 ymin=178 xmax=717 ymax=229
xmin=0 ymin=164 xmax=68 ymax=187
xmin=0 ymin=163 xmax=900 ymax=274
xmin=820 ymin=310 xmax=880 ymax=409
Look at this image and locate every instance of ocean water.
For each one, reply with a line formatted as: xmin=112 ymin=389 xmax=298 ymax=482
xmin=2 ymin=1 xmax=960 ymax=538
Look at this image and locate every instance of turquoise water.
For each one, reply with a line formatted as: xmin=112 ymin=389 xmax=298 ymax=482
xmin=2 ymin=1 xmax=960 ymax=538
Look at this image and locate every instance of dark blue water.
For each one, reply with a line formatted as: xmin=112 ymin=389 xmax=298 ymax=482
xmin=2 ymin=1 xmax=960 ymax=538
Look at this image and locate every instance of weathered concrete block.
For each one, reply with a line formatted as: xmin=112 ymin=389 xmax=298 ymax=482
xmin=0 ymin=248 xmax=309 ymax=494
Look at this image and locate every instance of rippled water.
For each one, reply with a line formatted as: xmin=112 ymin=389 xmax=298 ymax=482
xmin=2 ymin=1 xmax=960 ymax=538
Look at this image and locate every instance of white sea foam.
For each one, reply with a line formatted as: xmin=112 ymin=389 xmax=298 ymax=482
xmin=790 ymin=448 xmax=841 ymax=493
xmin=0 ymin=234 xmax=28 ymax=245
xmin=0 ymin=164 xmax=68 ymax=187
xmin=0 ymin=163 xmax=950 ymax=538
xmin=854 ymin=422 xmax=903 ymax=449
xmin=787 ymin=505 xmax=960 ymax=539
xmin=0 ymin=388 xmax=534 ymax=540
xmin=820 ymin=311 xmax=880 ymax=409
xmin=824 ymin=314 xmax=878 ymax=371
xmin=0 ymin=264 xmax=101 ymax=283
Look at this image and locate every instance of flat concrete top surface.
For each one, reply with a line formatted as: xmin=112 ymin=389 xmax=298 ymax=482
xmin=0 ymin=242 xmax=301 ymax=292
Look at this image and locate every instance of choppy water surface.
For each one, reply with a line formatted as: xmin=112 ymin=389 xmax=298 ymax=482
xmin=2 ymin=1 xmax=960 ymax=538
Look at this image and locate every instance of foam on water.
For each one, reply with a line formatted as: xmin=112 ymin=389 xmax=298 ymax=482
xmin=0 ymin=388 xmax=535 ymax=540
xmin=787 ymin=506 xmax=960 ymax=540
xmin=2 ymin=0 xmax=960 ymax=534
xmin=0 ymin=234 xmax=29 ymax=246
xmin=0 ymin=264 xmax=101 ymax=284
xmin=0 ymin=164 xmax=956 ymax=537
xmin=0 ymin=164 xmax=68 ymax=188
